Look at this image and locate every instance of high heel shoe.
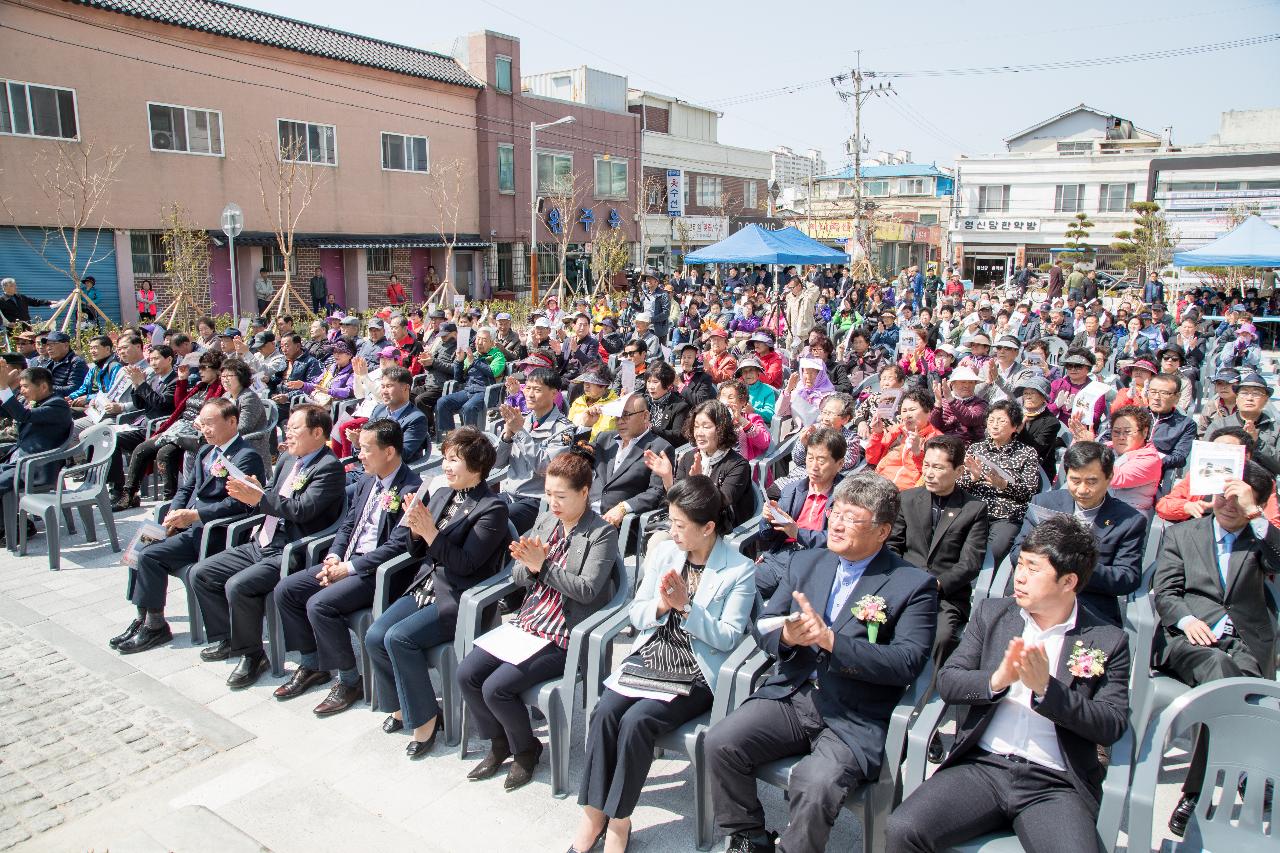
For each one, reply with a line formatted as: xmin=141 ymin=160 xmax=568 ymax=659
xmin=566 ymin=824 xmax=607 ymax=853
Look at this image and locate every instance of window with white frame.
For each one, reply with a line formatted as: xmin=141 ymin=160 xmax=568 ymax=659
xmin=381 ymin=132 xmax=429 ymax=172
xmin=696 ymin=175 xmax=723 ymax=207
xmin=1056 ymin=141 xmax=1093 ymax=156
xmin=1098 ymin=182 xmax=1134 ymax=212
xmin=864 ymin=180 xmax=889 ymax=197
xmin=261 ymin=244 xmax=287 ymax=274
xmin=278 ymin=119 xmax=336 ymax=165
xmin=148 ymin=103 xmax=222 ymax=155
xmin=366 ymin=247 xmax=392 ymax=274
xmin=897 ymin=177 xmax=929 ymax=195
xmin=497 ymin=143 xmax=515 ymax=194
xmin=977 ymin=184 xmax=1010 ymax=213
xmin=495 ymin=56 xmax=513 ymax=94
xmin=837 ymin=181 xmax=855 ymax=198
xmin=1055 ymin=183 xmax=1085 ymax=213
xmin=537 ymin=151 xmax=572 ymax=193
xmin=744 ymin=180 xmax=758 ymax=209
xmin=594 ymin=156 xmax=628 ymax=199
xmin=918 ymin=213 xmax=939 ymax=225
xmin=129 ymin=232 xmax=168 ymax=276
xmin=0 ymin=80 xmax=78 ymax=140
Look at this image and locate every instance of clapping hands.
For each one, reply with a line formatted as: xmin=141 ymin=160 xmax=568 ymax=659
xmin=780 ymin=591 xmax=833 ymax=652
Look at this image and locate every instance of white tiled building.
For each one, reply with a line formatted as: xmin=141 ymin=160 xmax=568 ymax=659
xmin=771 ymin=146 xmax=827 ymax=191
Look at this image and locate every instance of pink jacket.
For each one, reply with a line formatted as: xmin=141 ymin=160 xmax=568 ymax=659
xmin=1108 ymin=441 xmax=1162 ymax=512
xmin=737 ymin=412 xmax=770 ymax=461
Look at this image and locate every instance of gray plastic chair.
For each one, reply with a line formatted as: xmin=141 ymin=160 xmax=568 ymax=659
xmin=900 ymin=694 xmax=1135 ymax=852
xmin=4 ymin=434 xmax=77 ymax=552
xmin=586 ymin=596 xmax=764 ymax=850
xmin=455 ymin=552 xmax=632 ymax=798
xmin=1128 ymin=677 xmax=1280 ymax=853
xmin=18 ymin=425 xmax=120 ymax=570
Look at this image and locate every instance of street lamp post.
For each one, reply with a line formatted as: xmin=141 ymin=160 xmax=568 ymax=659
xmin=220 ymin=202 xmax=244 ymax=317
xmin=529 ymin=116 xmax=575 ymax=305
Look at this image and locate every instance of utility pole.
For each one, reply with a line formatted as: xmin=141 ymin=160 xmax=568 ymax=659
xmin=835 ymin=52 xmax=891 ymax=274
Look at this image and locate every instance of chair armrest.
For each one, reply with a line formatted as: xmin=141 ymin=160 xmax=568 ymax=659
xmin=154 ymin=504 xmax=168 ymax=523
xmin=198 ymin=511 xmax=252 ymax=559
xmin=455 ymin=568 xmax=517 ymax=658
xmin=901 ymin=694 xmax=948 ymax=799
xmin=731 ymin=648 xmax=773 ymax=714
xmin=585 ymin=607 xmax=635 ymax=712
xmin=278 ymin=521 xmax=341 ymax=578
xmin=373 ymin=553 xmax=421 ymax=619
xmin=712 ymin=635 xmax=765 ymax=724
xmin=1096 ymin=719 xmax=1135 ymax=850
xmin=15 ymin=442 xmax=76 ymax=485
xmin=226 ymin=514 xmax=266 ymax=547
xmin=305 ymin=533 xmax=339 ymax=567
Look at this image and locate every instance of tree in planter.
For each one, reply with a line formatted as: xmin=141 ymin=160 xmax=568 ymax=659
xmin=156 ymin=203 xmax=210 ymax=331
xmin=540 ymin=171 xmax=588 ymax=307
xmin=1110 ymin=201 xmax=1177 ymax=284
xmin=1 ymin=141 xmax=125 ymax=332
xmin=245 ymin=134 xmax=327 ymax=317
xmin=589 ymin=224 xmax=630 ymax=299
xmin=422 ymin=156 xmax=474 ymax=308
xmin=1058 ymin=211 xmax=1095 ymax=266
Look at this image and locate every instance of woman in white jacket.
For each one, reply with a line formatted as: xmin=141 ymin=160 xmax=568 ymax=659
xmin=568 ymin=476 xmax=756 ymax=853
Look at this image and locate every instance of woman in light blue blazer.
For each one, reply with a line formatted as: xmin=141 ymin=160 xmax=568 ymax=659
xmin=569 ymin=475 xmax=756 ymax=853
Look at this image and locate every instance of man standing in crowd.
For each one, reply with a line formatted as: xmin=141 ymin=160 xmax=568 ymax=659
xmin=0 ymin=277 xmax=54 ymax=325
xmin=309 ymin=267 xmax=327 ymax=314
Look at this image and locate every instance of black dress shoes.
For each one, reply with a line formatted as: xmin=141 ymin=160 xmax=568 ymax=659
xmin=116 ymin=623 xmax=173 ymax=655
xmin=1169 ymin=793 xmax=1198 ymax=837
xmin=199 ymin=640 xmax=231 ymax=662
xmin=504 ymin=741 xmax=544 ymax=791
xmin=109 ymin=619 xmax=142 ymax=649
xmin=926 ymin=733 xmax=945 ymax=764
xmin=382 ymin=715 xmax=404 ymax=734
xmin=226 ymin=653 xmax=270 ymax=689
xmin=405 ymin=728 xmax=437 ymax=759
xmin=274 ymin=667 xmax=331 ymax=700
xmin=112 ymin=492 xmax=141 ymax=512
xmin=725 ymin=832 xmax=776 ymax=853
xmin=313 ymin=681 xmax=363 ymax=716
xmin=467 ymin=738 xmax=512 ymax=781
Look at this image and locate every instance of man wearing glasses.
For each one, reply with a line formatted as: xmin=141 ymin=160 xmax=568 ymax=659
xmin=587 ymin=394 xmax=673 ymax=546
xmin=1206 ymin=371 xmax=1280 ymax=477
xmin=1144 ymin=373 xmax=1195 ymax=472
xmin=612 ymin=340 xmax=650 ymax=396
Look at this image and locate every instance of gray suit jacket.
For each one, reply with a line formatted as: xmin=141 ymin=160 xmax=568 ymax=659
xmin=512 ymin=509 xmax=618 ymax=634
xmin=1153 ymin=514 xmax=1279 ymax=679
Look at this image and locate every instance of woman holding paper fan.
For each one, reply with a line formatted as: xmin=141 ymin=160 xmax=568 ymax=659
xmin=457 ymin=449 xmax=618 ymax=791
xmin=365 ymin=427 xmax=509 ymax=759
xmin=569 ymin=476 xmax=755 ymax=853
xmin=957 ymin=400 xmax=1042 ymax=563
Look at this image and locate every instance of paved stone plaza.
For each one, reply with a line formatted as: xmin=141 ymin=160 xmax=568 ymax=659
xmin=0 ymin=506 xmax=1183 ymax=852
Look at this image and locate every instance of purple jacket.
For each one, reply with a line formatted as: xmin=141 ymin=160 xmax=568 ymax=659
xmin=303 ymin=363 xmax=355 ymax=399
xmin=930 ymin=395 xmax=990 ymax=446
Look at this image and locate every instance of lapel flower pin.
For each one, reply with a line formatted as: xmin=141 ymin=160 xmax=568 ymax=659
xmin=291 ymin=475 xmax=310 ymax=494
xmin=209 ymin=460 xmax=229 ymax=478
xmin=852 ymin=594 xmax=888 ymax=643
xmin=380 ymin=487 xmax=401 ymax=514
xmin=1067 ymin=640 xmax=1107 ymax=679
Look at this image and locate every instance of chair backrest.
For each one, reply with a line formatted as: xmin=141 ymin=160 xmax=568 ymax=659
xmin=1128 ymin=677 xmax=1280 ymax=852
xmin=71 ymin=423 xmax=118 ymax=490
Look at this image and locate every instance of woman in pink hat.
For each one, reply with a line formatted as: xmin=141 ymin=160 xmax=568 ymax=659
xmin=1216 ymin=321 xmax=1262 ymax=372
xmin=1111 ymin=358 xmax=1157 ymax=412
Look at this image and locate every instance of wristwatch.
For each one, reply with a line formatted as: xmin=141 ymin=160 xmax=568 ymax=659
xmin=1246 ymin=506 xmax=1263 ymax=521
xmin=680 ymin=602 xmax=692 ymax=616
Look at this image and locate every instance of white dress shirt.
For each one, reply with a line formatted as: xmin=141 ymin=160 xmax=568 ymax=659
xmin=978 ymin=603 xmax=1078 ymax=772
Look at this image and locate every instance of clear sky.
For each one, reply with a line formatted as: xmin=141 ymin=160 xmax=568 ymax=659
xmin=249 ymin=0 xmax=1280 ymax=168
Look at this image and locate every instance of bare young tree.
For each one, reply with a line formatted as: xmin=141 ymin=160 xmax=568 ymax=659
xmin=708 ymin=186 xmax=743 ymax=286
xmin=422 ymin=156 xmax=474 ymax=308
xmin=634 ymin=169 xmax=665 ymax=275
xmin=541 ymin=171 xmax=587 ymax=307
xmin=589 ymin=224 xmax=630 ymax=299
xmin=244 ymin=133 xmax=326 ymax=316
xmin=1 ymin=141 xmax=125 ymax=329
xmin=156 ymin=203 xmax=210 ymax=330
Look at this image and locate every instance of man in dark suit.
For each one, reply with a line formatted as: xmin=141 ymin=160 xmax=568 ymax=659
xmin=270 ymin=333 xmax=322 ymax=410
xmin=589 ymin=394 xmax=673 ymax=532
xmin=0 ymin=277 xmax=54 ymax=325
xmin=706 ymin=472 xmax=938 ymax=853
xmin=110 ymin=398 xmax=266 ymax=654
xmin=885 ymin=515 xmax=1131 ymax=853
xmin=1010 ymin=442 xmax=1145 ymax=626
xmin=888 ymin=434 xmax=990 ymax=663
xmin=272 ymin=418 xmax=421 ymax=716
xmin=188 ymin=404 xmax=347 ymax=689
xmin=0 ymin=364 xmax=74 ymax=544
xmin=1154 ymin=462 xmax=1278 ymax=835
xmin=752 ymin=427 xmax=847 ymax=599
xmin=342 ymin=366 xmax=431 ymax=492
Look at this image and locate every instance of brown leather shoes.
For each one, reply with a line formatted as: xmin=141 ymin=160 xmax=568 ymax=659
xmin=274 ymin=667 xmax=331 ymax=701
xmin=312 ymin=681 xmax=363 ymax=716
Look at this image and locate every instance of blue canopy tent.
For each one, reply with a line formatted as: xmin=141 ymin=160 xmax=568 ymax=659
xmin=685 ymin=224 xmax=847 ymax=265
xmin=1172 ymin=215 xmax=1280 ymax=267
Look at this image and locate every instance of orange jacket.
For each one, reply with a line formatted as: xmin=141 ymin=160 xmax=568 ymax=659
xmin=1155 ymin=475 xmax=1280 ymax=527
xmin=865 ymin=421 xmax=940 ymax=491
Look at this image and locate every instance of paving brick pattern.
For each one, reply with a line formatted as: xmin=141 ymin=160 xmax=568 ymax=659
xmin=0 ymin=618 xmax=217 ymax=850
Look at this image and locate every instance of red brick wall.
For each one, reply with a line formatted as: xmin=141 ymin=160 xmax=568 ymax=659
xmin=628 ymin=104 xmax=669 ymax=133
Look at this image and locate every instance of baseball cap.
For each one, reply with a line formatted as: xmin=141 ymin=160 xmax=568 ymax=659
xmin=340 ymin=316 xmax=360 ymax=327
xmin=1211 ymin=368 xmax=1240 ymax=385
xmin=533 ymin=317 xmax=552 ymax=329
xmin=441 ymin=322 xmax=458 ymax=334
xmin=429 ymin=309 xmax=446 ymax=319
xmin=250 ymin=332 xmax=274 ymax=350
xmin=45 ymin=331 xmax=70 ymax=344
xmin=496 ymin=312 xmax=512 ymax=321
xmin=1235 ymin=371 xmax=1269 ymax=392
xmin=218 ymin=328 xmax=242 ymax=338
xmin=378 ymin=345 xmax=401 ymax=360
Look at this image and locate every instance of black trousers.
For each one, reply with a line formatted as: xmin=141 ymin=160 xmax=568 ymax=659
xmin=124 ymin=437 xmax=185 ymax=499
xmin=578 ymin=672 xmax=713 ymax=819
xmin=1159 ymin=633 xmax=1263 ymax=797
xmin=109 ymin=426 xmax=147 ymax=493
xmin=885 ymin=751 xmax=1101 ymax=853
xmin=501 ymin=494 xmax=541 ymax=536
xmin=987 ymin=519 xmax=1020 ymax=568
xmin=126 ymin=526 xmax=203 ymax=611
xmin=705 ymin=685 xmax=868 ymax=853
xmin=190 ymin=540 xmax=285 ymax=656
xmin=274 ymin=567 xmax=376 ymax=672
xmin=457 ymin=644 xmax=566 ymax=755
xmin=413 ymin=386 xmax=444 ymax=436
xmin=932 ymin=599 xmax=968 ymax=668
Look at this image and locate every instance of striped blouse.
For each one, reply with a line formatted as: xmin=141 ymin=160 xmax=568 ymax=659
xmin=514 ymin=522 xmax=572 ymax=650
xmin=637 ymin=558 xmax=705 ymax=684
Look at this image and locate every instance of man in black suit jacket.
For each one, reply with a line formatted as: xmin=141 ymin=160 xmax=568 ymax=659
xmin=886 ymin=515 xmax=1130 ymax=853
xmin=706 ymin=472 xmax=938 ymax=853
xmin=1010 ymin=442 xmax=1145 ymax=626
xmin=188 ymin=404 xmax=347 ymax=689
xmin=589 ymin=395 xmax=673 ymax=532
xmin=0 ymin=365 xmax=74 ymax=544
xmin=888 ymin=435 xmax=990 ymax=663
xmin=112 ymin=399 xmax=266 ymax=654
xmin=1153 ymin=462 xmax=1279 ymax=835
xmin=272 ymin=418 xmax=421 ymax=716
